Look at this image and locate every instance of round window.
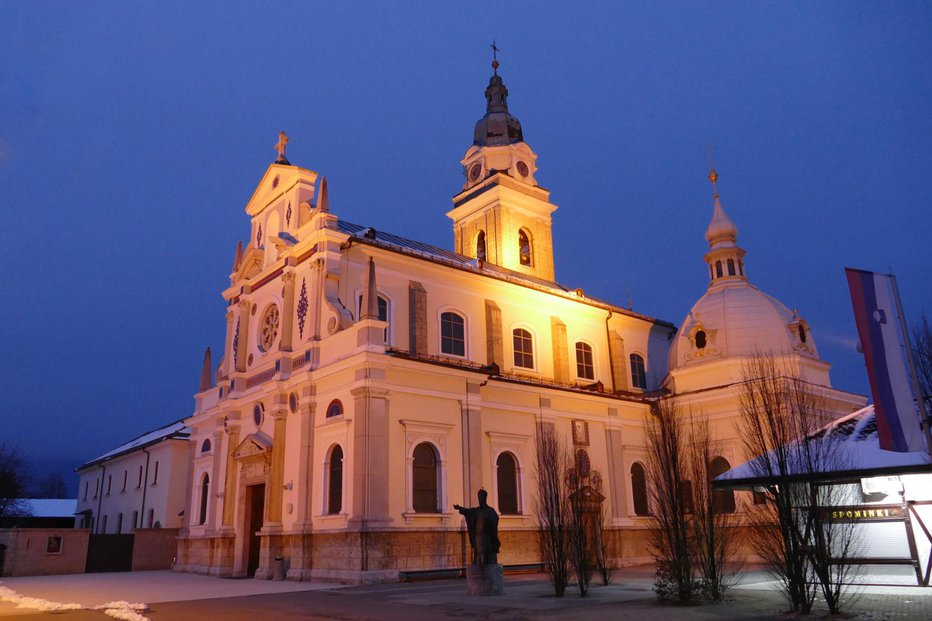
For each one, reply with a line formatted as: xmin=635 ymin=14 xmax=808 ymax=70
xmin=253 ymin=403 xmax=265 ymax=427
xmin=516 ymin=161 xmax=529 ymax=177
xmin=259 ymin=304 xmax=280 ymax=352
xmin=288 ymin=392 xmax=299 ymax=413
xmin=468 ymin=163 xmax=482 ymax=182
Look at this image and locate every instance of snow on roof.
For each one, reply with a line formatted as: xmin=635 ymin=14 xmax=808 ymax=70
xmin=77 ymin=420 xmax=190 ymax=471
xmin=20 ymin=498 xmax=78 ymax=517
xmin=717 ymin=404 xmax=932 ymax=486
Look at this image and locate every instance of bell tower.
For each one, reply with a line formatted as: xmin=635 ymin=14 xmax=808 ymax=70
xmin=447 ymin=53 xmax=557 ymax=282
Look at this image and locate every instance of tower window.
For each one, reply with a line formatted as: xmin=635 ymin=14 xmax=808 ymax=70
xmin=798 ymin=324 xmax=807 ymax=344
xmin=695 ymin=330 xmax=707 ymax=349
xmin=476 ymin=231 xmax=486 ymax=261
xmin=440 ymin=312 xmax=466 ymax=357
xmin=739 ymin=260 xmax=744 ymax=276
xmin=575 ymin=342 xmax=594 ymax=380
xmin=513 ymin=328 xmax=534 ymax=369
xmin=715 ymin=261 xmax=723 ymax=278
xmin=518 ymin=229 xmax=532 ymax=266
xmin=630 ymin=353 xmax=647 ymax=389
xmin=727 ymin=259 xmax=735 ymax=276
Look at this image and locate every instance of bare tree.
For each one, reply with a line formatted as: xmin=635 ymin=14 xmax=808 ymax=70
xmin=0 ymin=444 xmax=31 ymax=521
xmin=534 ymin=424 xmax=571 ymax=597
xmin=645 ymin=398 xmax=696 ymax=603
xmin=739 ymin=353 xmax=862 ymax=614
xmin=911 ymin=313 xmax=932 ymax=405
xmin=593 ymin=497 xmax=616 ymax=585
xmin=567 ymin=459 xmax=594 ymax=596
xmin=687 ymin=415 xmax=738 ymax=602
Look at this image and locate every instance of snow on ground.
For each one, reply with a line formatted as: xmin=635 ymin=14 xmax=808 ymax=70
xmin=0 ymin=585 xmax=151 ymax=620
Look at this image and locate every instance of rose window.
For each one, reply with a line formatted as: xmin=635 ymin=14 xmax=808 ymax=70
xmin=259 ymin=304 xmax=280 ymax=352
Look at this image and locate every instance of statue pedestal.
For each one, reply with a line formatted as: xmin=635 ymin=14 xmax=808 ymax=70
xmin=466 ymin=563 xmax=504 ymax=596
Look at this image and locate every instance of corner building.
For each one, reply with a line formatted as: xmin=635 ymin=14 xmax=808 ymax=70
xmin=175 ymin=64 xmax=865 ymax=582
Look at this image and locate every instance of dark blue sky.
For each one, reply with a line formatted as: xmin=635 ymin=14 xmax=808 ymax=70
xmin=2 ymin=2 xmax=930 ymax=492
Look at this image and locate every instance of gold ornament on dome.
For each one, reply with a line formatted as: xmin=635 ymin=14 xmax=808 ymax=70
xmin=259 ymin=304 xmax=280 ymax=352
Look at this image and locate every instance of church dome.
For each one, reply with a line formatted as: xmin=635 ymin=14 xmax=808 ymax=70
xmin=473 ymin=66 xmax=524 ymax=147
xmin=669 ymin=170 xmax=819 ymax=372
xmin=669 ymin=281 xmax=818 ymax=371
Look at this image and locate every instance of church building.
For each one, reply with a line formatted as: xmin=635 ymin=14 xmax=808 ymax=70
xmin=174 ymin=60 xmax=865 ymax=582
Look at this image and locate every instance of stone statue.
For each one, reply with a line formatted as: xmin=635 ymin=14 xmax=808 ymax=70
xmin=454 ymin=489 xmax=501 ymax=565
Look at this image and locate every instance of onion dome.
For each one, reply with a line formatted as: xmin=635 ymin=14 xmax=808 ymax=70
xmin=473 ymin=59 xmax=524 ymax=147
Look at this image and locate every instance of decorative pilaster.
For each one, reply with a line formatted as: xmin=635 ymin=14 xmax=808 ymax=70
xmin=235 ymin=300 xmax=251 ymax=372
xmin=266 ymin=409 xmax=288 ymax=526
xmin=608 ymin=330 xmax=628 ymax=392
xmin=484 ymin=300 xmax=503 ymax=367
xmin=408 ymin=281 xmax=427 ymax=355
xmin=207 ymin=429 xmax=224 ymax=530
xmin=550 ymin=316 xmax=569 ymax=383
xmin=349 ymin=385 xmax=391 ymax=526
xmin=280 ymin=272 xmax=297 ymax=352
xmin=221 ymin=422 xmax=240 ymax=528
xmin=604 ymin=422 xmax=629 ymax=519
xmin=293 ymin=389 xmax=316 ymax=528
xmin=461 ymin=382 xmax=483 ymax=502
xmin=224 ymin=309 xmax=235 ymax=377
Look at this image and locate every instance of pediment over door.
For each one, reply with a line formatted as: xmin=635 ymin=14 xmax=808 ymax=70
xmin=232 ymin=432 xmax=272 ymax=460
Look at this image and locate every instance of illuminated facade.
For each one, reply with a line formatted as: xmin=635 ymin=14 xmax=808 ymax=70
xmin=174 ymin=63 xmax=865 ymax=582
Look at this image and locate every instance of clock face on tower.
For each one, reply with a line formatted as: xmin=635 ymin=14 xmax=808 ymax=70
xmin=468 ymin=163 xmax=482 ymax=182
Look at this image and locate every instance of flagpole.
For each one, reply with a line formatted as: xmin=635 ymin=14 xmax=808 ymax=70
xmin=889 ymin=273 xmax=932 ymax=461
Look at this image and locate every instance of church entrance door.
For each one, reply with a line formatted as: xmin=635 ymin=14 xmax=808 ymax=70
xmin=246 ymin=483 xmax=265 ymax=577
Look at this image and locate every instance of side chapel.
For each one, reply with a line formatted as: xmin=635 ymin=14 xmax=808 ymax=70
xmin=175 ymin=59 xmax=865 ymax=582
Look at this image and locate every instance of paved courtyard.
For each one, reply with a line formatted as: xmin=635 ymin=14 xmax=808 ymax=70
xmin=2 ymin=567 xmax=930 ymax=620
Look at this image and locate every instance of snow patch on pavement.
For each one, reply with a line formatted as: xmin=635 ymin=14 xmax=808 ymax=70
xmin=0 ymin=585 xmax=150 ymax=620
xmin=0 ymin=585 xmax=83 ymax=611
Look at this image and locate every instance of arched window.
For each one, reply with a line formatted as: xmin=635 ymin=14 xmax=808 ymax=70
xmin=513 ymin=328 xmax=534 ymax=369
xmin=631 ymin=462 xmax=649 ymax=516
xmin=727 ymin=258 xmax=736 ymax=276
xmin=518 ymin=229 xmax=532 ymax=266
xmin=327 ymin=445 xmax=343 ymax=515
xmin=198 ymin=474 xmax=209 ymax=525
xmin=695 ymin=330 xmax=707 ymax=349
xmin=326 ymin=399 xmax=343 ymax=418
xmin=496 ymin=452 xmax=519 ymax=515
xmin=709 ymin=456 xmax=736 ymax=514
xmin=738 ymin=260 xmax=744 ymax=276
xmin=575 ymin=342 xmax=594 ymax=380
xmin=630 ymin=353 xmax=647 ymax=389
xmin=476 ymin=230 xmax=486 ymax=261
xmin=412 ymin=443 xmax=439 ymax=513
xmin=201 ymin=439 xmax=211 ymax=453
xmin=798 ymin=324 xmax=807 ymax=344
xmin=440 ymin=312 xmax=466 ymax=357
xmin=715 ymin=261 xmax=723 ymax=278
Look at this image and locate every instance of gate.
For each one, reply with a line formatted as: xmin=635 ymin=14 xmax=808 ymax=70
xmin=85 ymin=534 xmax=134 ymax=573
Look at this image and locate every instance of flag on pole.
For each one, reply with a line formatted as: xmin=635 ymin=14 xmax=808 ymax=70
xmin=846 ymin=268 xmax=925 ymax=452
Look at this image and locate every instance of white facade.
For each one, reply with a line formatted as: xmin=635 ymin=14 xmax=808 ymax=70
xmin=75 ymin=421 xmax=191 ymax=534
xmin=171 ymin=63 xmax=866 ymax=582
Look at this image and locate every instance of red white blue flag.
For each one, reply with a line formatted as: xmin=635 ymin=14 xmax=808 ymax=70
xmin=846 ymin=268 xmax=925 ymax=452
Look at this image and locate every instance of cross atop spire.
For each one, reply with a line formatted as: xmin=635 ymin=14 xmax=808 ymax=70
xmin=490 ymin=40 xmax=500 ymax=74
xmin=275 ymin=130 xmax=290 ymax=164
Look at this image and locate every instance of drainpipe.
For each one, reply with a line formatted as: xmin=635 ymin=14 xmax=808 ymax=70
xmin=95 ymin=463 xmax=106 ymax=534
xmin=141 ymin=448 xmax=151 ymax=529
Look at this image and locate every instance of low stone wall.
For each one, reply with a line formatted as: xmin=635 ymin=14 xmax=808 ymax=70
xmin=0 ymin=528 xmax=90 ymax=577
xmin=132 ymin=528 xmax=181 ymax=571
